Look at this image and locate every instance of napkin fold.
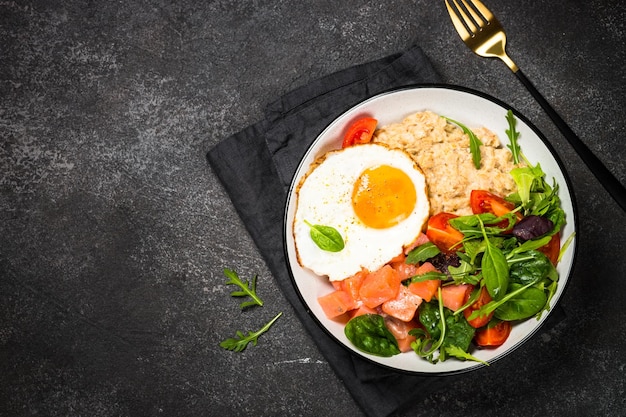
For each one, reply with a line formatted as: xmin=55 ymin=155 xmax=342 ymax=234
xmin=208 ymin=45 xmax=445 ymax=417
xmin=206 ymin=45 xmax=563 ymax=417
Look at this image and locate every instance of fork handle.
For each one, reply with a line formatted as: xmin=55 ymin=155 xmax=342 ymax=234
xmin=514 ymin=69 xmax=626 ymax=212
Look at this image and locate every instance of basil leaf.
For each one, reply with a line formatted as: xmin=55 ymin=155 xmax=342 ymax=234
xmin=406 ymin=242 xmax=440 ymax=264
xmin=304 ymin=220 xmax=344 ymax=252
xmin=344 ymin=314 xmax=400 ymax=357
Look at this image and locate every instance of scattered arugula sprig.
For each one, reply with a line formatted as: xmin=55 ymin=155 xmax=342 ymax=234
xmin=443 ymin=116 xmax=483 ymax=169
xmin=220 ymin=268 xmax=282 ymax=352
xmin=220 ymin=312 xmax=283 ymax=352
xmin=223 ymin=268 xmax=264 ymax=309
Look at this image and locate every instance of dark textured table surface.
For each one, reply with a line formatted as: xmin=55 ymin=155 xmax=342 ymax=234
xmin=2 ymin=1 xmax=625 ymax=416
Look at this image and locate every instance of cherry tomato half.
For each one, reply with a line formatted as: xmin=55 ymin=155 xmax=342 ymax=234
xmin=470 ymin=189 xmax=522 ymax=230
xmin=426 ymin=212 xmax=464 ymax=253
xmin=342 ymin=117 xmax=378 ymax=148
xmin=474 ymin=320 xmax=512 ymax=347
xmin=470 ymin=190 xmax=520 ymax=218
xmin=463 ymin=285 xmax=494 ymax=328
xmin=538 ymin=233 xmax=561 ymax=266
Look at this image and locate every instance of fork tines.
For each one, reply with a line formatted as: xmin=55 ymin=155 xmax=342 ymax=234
xmin=445 ymin=0 xmax=493 ymax=38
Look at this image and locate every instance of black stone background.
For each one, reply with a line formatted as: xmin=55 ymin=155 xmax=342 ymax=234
xmin=1 ymin=0 xmax=625 ymax=416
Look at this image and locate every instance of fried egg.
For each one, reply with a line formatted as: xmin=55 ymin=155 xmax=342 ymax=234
xmin=293 ymin=143 xmax=430 ymax=281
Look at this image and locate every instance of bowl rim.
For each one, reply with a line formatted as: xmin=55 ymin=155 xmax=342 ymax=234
xmin=282 ymin=83 xmax=579 ymax=376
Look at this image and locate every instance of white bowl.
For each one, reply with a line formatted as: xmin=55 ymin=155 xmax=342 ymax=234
xmin=284 ymin=85 xmax=577 ymax=375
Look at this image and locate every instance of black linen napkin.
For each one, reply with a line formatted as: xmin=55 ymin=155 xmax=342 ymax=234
xmin=207 ymin=45 xmax=452 ymax=417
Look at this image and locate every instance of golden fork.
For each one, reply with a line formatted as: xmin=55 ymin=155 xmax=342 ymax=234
xmin=445 ymin=0 xmax=626 ymax=212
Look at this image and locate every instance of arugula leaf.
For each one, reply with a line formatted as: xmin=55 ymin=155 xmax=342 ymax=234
xmin=443 ymin=116 xmax=483 ymax=169
xmin=505 ymin=110 xmax=521 ymax=164
xmin=224 ymin=268 xmax=264 ymax=308
xmin=405 ymin=242 xmax=441 ymax=264
xmin=447 ymin=260 xmax=480 ymax=285
xmin=509 ymin=165 xmax=565 ymax=234
xmin=219 ymin=312 xmax=282 ymax=352
xmin=558 ymin=232 xmax=576 ymax=264
xmin=407 ymin=270 xmax=447 ymax=284
xmin=445 ymin=345 xmax=489 ymax=365
xmin=304 ymin=220 xmax=345 ymax=252
xmin=506 ymin=235 xmax=552 ymax=259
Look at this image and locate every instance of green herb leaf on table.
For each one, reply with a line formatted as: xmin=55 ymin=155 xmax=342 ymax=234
xmin=219 ymin=312 xmax=282 ymax=352
xmin=223 ymin=268 xmax=264 ymax=309
xmin=443 ymin=116 xmax=483 ymax=169
xmin=304 ymin=220 xmax=345 ymax=252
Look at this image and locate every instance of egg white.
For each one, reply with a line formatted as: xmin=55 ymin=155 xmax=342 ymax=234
xmin=293 ymin=143 xmax=430 ymax=281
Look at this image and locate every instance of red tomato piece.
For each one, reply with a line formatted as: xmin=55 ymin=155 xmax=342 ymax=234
xmin=463 ymin=285 xmax=494 ymax=328
xmin=470 ymin=189 xmax=523 ymax=230
xmin=426 ymin=212 xmax=464 ymax=253
xmin=342 ymin=117 xmax=378 ymax=148
xmin=470 ymin=190 xmax=516 ymax=216
xmin=538 ymin=233 xmax=560 ymax=266
xmin=474 ymin=320 xmax=512 ymax=347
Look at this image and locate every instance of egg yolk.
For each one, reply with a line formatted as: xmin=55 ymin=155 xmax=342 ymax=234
xmin=352 ymin=165 xmax=417 ymax=229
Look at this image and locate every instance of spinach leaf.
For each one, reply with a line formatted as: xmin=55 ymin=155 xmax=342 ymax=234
xmin=508 ymin=250 xmax=556 ymax=286
xmin=411 ymin=293 xmax=447 ymax=362
xmin=468 ymin=280 xmax=536 ymax=321
xmin=344 ymin=314 xmax=400 ymax=357
xmin=494 ymin=284 xmax=548 ymax=321
xmin=440 ymin=311 xmax=475 ymax=359
xmin=482 ymin=239 xmax=509 ymax=301
xmin=413 ymin=296 xmax=475 ymax=363
xmin=406 ymin=242 xmax=441 ymax=264
xmin=304 ymin=220 xmax=344 ymax=252
xmin=418 ymin=301 xmax=442 ymax=339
